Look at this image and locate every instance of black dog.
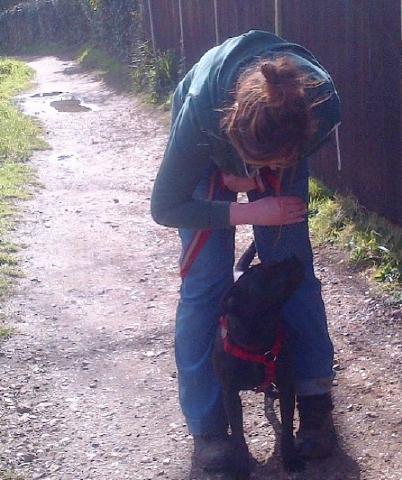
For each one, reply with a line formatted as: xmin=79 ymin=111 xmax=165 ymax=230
xmin=213 ymin=253 xmax=305 ymax=478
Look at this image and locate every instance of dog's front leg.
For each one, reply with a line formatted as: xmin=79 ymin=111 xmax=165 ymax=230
xmin=222 ymin=388 xmax=250 ymax=477
xmin=279 ymin=385 xmax=305 ymax=477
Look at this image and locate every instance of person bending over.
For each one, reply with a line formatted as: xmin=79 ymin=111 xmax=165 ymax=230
xmin=151 ymin=30 xmax=341 ymax=470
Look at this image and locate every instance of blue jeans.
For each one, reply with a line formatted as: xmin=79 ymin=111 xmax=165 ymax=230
xmin=175 ymin=164 xmax=334 ymax=437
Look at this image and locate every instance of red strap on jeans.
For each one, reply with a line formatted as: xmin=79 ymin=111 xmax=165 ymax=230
xmin=179 ymin=171 xmax=220 ymax=278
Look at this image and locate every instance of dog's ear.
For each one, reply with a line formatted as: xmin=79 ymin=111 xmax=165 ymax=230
xmin=225 ymin=295 xmax=237 ymax=311
xmin=221 ymin=284 xmax=243 ymax=312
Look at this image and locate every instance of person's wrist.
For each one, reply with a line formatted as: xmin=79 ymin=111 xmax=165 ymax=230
xmin=229 ymin=201 xmax=253 ymax=225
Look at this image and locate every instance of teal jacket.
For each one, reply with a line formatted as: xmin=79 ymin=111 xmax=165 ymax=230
xmin=151 ymin=31 xmax=340 ymax=229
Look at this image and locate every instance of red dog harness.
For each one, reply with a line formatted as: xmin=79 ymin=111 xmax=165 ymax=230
xmin=220 ymin=315 xmax=284 ymax=393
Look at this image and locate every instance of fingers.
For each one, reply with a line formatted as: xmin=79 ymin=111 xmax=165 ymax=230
xmin=249 ymin=195 xmax=307 ymax=226
xmin=278 ymin=196 xmax=307 ymax=224
xmin=281 ymin=215 xmax=306 ymax=225
xmin=278 ymin=196 xmax=306 ymax=208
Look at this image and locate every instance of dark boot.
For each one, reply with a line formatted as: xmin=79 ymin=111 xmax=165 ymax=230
xmin=296 ymin=393 xmax=336 ymax=459
xmin=193 ymin=434 xmax=233 ymax=470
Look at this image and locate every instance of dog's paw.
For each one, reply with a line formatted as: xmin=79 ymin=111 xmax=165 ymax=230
xmin=229 ymin=451 xmax=253 ymax=479
xmin=296 ymin=435 xmax=335 ymax=459
xmin=283 ymin=453 xmax=305 ymax=475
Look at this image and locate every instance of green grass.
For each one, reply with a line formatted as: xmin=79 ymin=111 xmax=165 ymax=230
xmin=0 ymin=61 xmax=32 ymax=98
xmin=0 ymin=472 xmax=24 ymax=480
xmin=77 ymin=45 xmax=132 ymax=91
xmin=0 ymin=58 xmax=45 ymax=303
xmin=309 ymin=178 xmax=402 ymax=300
xmin=78 ymin=45 xmax=123 ymax=74
xmin=0 ymin=103 xmax=45 ymax=162
xmin=130 ymin=42 xmax=179 ymax=105
xmin=0 ymin=325 xmax=14 ymax=340
xmin=77 ymin=44 xmax=178 ymax=107
xmin=0 ymin=60 xmax=45 ymax=164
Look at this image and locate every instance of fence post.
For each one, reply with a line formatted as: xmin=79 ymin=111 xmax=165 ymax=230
xmin=275 ymin=0 xmax=282 ymax=36
xmin=146 ymin=0 xmax=156 ymax=52
xmin=213 ymin=0 xmax=220 ymax=44
xmin=178 ymin=0 xmax=186 ymax=68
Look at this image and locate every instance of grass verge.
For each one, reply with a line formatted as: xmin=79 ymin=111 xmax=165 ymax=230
xmin=77 ymin=44 xmax=178 ymax=108
xmin=77 ymin=45 xmax=133 ymax=92
xmin=309 ymin=178 xmax=402 ymax=302
xmin=0 ymin=57 xmax=46 ymax=331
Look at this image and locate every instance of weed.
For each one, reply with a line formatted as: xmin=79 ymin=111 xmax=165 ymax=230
xmin=77 ymin=43 xmax=179 ymax=103
xmin=0 ymin=325 xmax=14 ymax=339
xmin=131 ymin=42 xmax=179 ymax=104
xmin=309 ymin=178 xmax=402 ymax=293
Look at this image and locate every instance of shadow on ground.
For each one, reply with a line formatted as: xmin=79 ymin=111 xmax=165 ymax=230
xmin=183 ymin=427 xmax=361 ymax=480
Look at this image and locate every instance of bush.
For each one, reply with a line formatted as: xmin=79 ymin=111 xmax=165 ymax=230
xmin=131 ymin=42 xmax=179 ymax=104
xmin=0 ymin=0 xmax=91 ymax=54
xmin=83 ymin=0 xmax=144 ymax=63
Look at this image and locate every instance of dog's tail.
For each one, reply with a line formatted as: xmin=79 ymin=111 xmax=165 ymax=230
xmin=235 ymin=240 xmax=257 ymax=275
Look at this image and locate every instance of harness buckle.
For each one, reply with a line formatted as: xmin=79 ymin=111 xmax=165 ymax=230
xmin=264 ymin=350 xmax=277 ymax=362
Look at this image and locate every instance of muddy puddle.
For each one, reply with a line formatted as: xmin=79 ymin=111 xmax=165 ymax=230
xmin=50 ymin=97 xmax=91 ymax=112
xmin=17 ymin=91 xmax=96 ymax=115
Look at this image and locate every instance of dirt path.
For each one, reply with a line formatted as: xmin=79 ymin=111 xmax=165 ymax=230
xmin=0 ymin=57 xmax=400 ymax=480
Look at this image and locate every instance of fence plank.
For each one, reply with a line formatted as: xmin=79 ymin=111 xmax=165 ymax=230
xmin=179 ymin=0 xmax=217 ymax=69
xmin=215 ymin=0 xmax=276 ymax=43
xmin=147 ymin=0 xmax=181 ymax=53
xmin=281 ymin=0 xmax=401 ymax=223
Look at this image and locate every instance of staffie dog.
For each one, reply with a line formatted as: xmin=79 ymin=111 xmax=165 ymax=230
xmin=213 ymin=253 xmax=305 ymax=478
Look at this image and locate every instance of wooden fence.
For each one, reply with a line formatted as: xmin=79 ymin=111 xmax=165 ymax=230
xmin=280 ymin=1 xmax=401 ymax=225
xmin=143 ymin=0 xmax=401 ymax=225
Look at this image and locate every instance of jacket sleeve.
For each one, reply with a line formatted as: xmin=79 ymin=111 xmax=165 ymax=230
xmin=150 ymin=96 xmax=231 ymax=229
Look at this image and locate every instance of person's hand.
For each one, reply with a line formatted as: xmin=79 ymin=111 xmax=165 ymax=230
xmin=230 ymin=196 xmax=307 ymax=226
xmin=251 ymin=196 xmax=307 ymax=225
xmin=222 ymin=172 xmax=257 ymax=192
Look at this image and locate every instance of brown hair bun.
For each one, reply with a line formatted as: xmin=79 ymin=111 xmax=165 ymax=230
xmin=221 ymin=56 xmax=321 ymax=168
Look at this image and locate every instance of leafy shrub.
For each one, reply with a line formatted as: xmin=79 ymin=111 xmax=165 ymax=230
xmin=0 ymin=0 xmax=91 ymax=54
xmin=82 ymin=0 xmax=144 ymax=63
xmin=131 ymin=42 xmax=179 ymax=104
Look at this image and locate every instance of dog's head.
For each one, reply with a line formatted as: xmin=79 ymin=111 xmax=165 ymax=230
xmin=222 ymin=256 xmax=304 ymax=346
